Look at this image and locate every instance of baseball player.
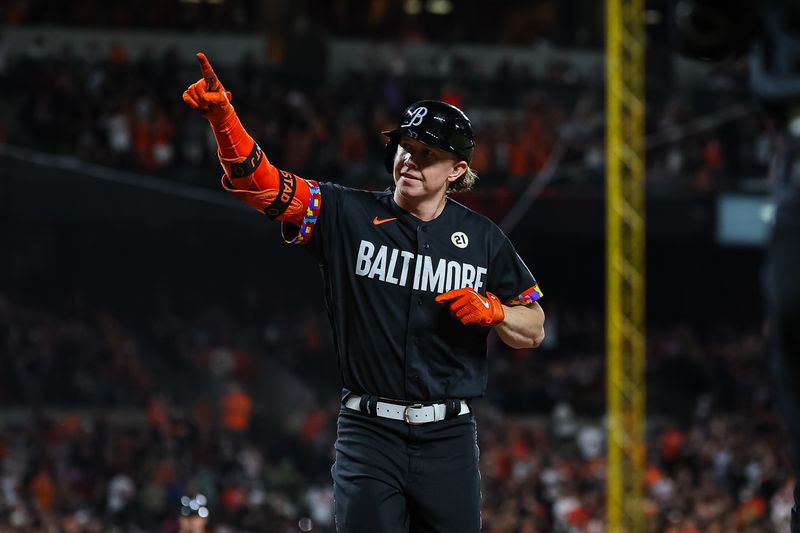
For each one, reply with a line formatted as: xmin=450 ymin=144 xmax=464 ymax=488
xmin=183 ymin=53 xmax=545 ymax=533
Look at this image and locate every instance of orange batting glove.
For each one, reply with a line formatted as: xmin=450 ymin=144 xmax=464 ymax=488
xmin=182 ymin=52 xmax=235 ymax=125
xmin=435 ymin=288 xmax=505 ymax=327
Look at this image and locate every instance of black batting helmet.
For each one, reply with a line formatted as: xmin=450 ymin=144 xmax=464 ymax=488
xmin=382 ymin=100 xmax=475 ymax=173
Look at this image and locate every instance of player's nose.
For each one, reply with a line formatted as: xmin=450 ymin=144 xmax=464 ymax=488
xmin=402 ymin=150 xmax=418 ymax=169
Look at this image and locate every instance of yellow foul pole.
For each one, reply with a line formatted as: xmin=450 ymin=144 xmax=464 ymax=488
xmin=606 ymin=0 xmax=646 ymax=531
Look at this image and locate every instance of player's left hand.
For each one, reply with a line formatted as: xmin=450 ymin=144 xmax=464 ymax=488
xmin=435 ymin=288 xmax=505 ymax=327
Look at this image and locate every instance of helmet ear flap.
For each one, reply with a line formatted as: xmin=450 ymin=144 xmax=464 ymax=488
xmin=384 ymin=137 xmax=399 ymax=174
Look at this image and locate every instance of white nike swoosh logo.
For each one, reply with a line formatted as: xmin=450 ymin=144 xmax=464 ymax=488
xmin=480 ymin=298 xmax=490 ymax=309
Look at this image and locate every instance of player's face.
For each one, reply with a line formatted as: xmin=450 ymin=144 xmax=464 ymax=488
xmin=394 ymin=137 xmax=467 ymax=200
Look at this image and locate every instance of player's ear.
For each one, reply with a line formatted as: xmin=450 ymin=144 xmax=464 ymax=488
xmin=447 ymin=160 xmax=468 ymax=183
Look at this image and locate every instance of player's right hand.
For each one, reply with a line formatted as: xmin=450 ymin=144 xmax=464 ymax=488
xmin=435 ymin=288 xmax=505 ymax=327
xmin=182 ymin=52 xmax=235 ymax=125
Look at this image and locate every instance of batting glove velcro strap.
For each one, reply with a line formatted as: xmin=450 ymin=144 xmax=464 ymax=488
xmin=435 ymin=288 xmax=505 ymax=327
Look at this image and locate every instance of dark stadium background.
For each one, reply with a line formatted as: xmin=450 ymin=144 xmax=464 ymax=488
xmin=0 ymin=0 xmax=785 ymax=531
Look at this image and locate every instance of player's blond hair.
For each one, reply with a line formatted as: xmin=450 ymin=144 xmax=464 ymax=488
xmin=448 ymin=166 xmax=478 ymax=192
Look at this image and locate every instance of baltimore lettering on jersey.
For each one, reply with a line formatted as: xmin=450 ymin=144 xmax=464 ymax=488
xmin=354 ymin=239 xmax=488 ymax=293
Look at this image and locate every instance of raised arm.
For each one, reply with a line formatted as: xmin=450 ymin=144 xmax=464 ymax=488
xmin=182 ymin=53 xmax=314 ymax=226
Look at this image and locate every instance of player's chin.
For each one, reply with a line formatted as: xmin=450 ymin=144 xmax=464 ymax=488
xmin=396 ymin=175 xmax=424 ymax=191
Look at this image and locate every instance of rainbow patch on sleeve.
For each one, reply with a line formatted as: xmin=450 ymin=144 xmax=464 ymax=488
xmin=284 ymin=180 xmax=321 ymax=245
xmin=509 ymin=284 xmax=543 ymax=306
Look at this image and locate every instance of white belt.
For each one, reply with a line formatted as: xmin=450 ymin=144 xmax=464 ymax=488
xmin=344 ymin=395 xmax=470 ymax=425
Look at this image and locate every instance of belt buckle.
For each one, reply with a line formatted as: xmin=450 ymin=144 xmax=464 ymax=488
xmin=403 ymin=403 xmax=425 ymax=425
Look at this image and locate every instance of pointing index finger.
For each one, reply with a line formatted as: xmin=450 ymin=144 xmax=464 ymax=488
xmin=196 ymin=52 xmax=219 ymax=92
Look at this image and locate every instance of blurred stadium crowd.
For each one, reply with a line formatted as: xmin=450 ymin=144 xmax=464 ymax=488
xmin=2 ymin=0 xmax=601 ymax=45
xmin=0 ymin=225 xmax=789 ymax=532
xmin=0 ymin=1 xmax=790 ymax=532
xmin=0 ymin=31 xmax=774 ymax=208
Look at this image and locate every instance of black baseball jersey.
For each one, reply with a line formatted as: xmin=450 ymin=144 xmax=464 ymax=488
xmin=282 ymin=181 xmax=542 ymax=402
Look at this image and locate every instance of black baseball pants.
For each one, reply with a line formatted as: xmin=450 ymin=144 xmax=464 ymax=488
xmin=331 ymin=407 xmax=481 ymax=533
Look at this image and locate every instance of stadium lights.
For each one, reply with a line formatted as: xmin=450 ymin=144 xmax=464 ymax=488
xmin=427 ymin=0 xmax=453 ymax=15
xmin=403 ymin=0 xmax=422 ymax=15
xmin=403 ymin=0 xmax=453 ymax=16
xmin=644 ymin=9 xmax=663 ymax=24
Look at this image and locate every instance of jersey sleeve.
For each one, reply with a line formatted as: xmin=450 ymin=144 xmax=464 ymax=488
xmin=487 ymin=232 xmax=543 ymax=306
xmin=281 ymin=181 xmax=341 ymax=262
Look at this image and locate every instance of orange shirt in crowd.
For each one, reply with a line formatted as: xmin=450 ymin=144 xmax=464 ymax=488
xmin=659 ymin=429 xmax=685 ymax=461
xmin=222 ymin=390 xmax=253 ymax=432
xmin=30 ymin=468 xmax=56 ymax=511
